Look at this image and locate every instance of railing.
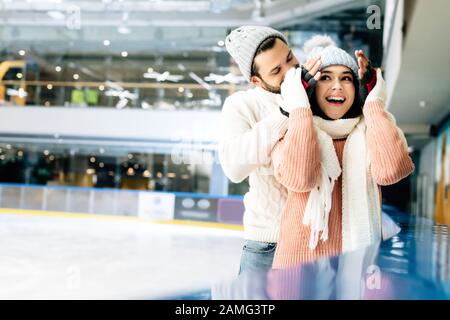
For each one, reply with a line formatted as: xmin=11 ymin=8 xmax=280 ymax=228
xmin=0 ymin=183 xmax=244 ymax=224
xmin=0 ymin=80 xmax=247 ymax=110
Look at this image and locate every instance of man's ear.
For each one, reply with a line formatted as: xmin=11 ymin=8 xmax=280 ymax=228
xmin=250 ymin=75 xmax=262 ymax=87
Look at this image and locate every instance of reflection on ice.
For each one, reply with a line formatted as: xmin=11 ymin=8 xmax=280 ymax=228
xmin=212 ymin=211 xmax=449 ymax=300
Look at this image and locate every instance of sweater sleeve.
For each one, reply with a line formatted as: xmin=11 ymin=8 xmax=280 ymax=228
xmin=218 ymin=95 xmax=289 ymax=183
xmin=271 ymin=108 xmax=321 ymax=192
xmin=363 ymin=100 xmax=415 ymax=186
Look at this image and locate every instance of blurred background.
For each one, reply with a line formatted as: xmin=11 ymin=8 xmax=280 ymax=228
xmin=0 ymin=0 xmax=448 ymax=223
xmin=0 ymin=0 xmax=449 ymax=299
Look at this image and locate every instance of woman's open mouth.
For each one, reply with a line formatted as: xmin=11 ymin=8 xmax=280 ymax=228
xmin=325 ymin=96 xmax=346 ymax=106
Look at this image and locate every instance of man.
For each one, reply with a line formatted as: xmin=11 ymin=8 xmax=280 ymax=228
xmin=218 ymin=26 xmax=320 ymax=273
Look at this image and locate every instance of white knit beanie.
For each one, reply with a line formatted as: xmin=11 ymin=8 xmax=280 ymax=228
xmin=225 ymin=26 xmax=288 ymax=82
xmin=304 ymin=35 xmax=358 ymax=76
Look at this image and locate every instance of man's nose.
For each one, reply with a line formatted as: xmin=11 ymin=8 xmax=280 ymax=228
xmin=280 ymin=64 xmax=296 ymax=82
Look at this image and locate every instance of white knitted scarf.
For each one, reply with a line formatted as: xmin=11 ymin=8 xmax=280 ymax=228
xmin=304 ymin=115 xmax=382 ymax=252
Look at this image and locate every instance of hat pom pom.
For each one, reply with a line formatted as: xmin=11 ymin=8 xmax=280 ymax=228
xmin=303 ymin=35 xmax=336 ymax=54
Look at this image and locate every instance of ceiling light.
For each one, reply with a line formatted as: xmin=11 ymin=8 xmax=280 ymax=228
xmin=217 ymin=40 xmax=224 ymax=46
xmin=252 ymin=0 xmax=266 ymax=21
xmin=118 ymin=25 xmax=131 ymax=34
xmin=18 ymin=50 xmax=26 ymax=56
xmin=73 ymin=74 xmax=79 ymax=80
xmin=143 ymin=170 xmax=151 ymax=178
xmin=121 ymin=51 xmax=128 ymax=57
xmin=47 ymin=84 xmax=53 ymax=90
xmin=47 ymin=11 xmax=65 ymax=20
xmin=55 ymin=66 xmax=62 ymax=72
xmin=103 ymin=40 xmax=111 ymax=46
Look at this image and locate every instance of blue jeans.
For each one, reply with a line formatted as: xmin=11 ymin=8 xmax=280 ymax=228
xmin=238 ymin=240 xmax=276 ymax=274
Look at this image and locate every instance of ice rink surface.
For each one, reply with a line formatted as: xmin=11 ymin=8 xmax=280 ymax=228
xmin=0 ymin=212 xmax=244 ymax=299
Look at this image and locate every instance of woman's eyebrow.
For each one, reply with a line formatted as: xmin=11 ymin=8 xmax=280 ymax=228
xmin=321 ymin=70 xmax=353 ymax=75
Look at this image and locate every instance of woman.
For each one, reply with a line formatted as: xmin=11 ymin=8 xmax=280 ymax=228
xmin=271 ymin=36 xmax=414 ymax=268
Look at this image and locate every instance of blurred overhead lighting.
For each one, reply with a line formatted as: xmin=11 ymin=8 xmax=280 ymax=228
xmin=143 ymin=170 xmax=151 ymax=178
xmin=116 ymin=98 xmax=128 ymax=109
xmin=55 ymin=66 xmax=62 ymax=72
xmin=141 ymin=101 xmax=152 ymax=109
xmin=18 ymin=50 xmax=25 ymax=56
xmin=103 ymin=40 xmax=111 ymax=46
xmin=118 ymin=25 xmax=131 ymax=34
xmin=143 ymin=71 xmax=183 ymax=82
xmin=189 ymin=72 xmax=211 ymax=90
xmin=6 ymin=88 xmax=27 ymax=98
xmin=118 ymin=12 xmax=131 ymax=34
xmin=121 ymin=51 xmax=129 ymax=57
xmin=47 ymin=11 xmax=65 ymax=20
xmin=204 ymin=72 xmax=245 ymax=84
xmin=252 ymin=0 xmax=265 ymax=21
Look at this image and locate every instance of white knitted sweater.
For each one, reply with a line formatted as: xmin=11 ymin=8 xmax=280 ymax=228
xmin=218 ymin=86 xmax=289 ymax=243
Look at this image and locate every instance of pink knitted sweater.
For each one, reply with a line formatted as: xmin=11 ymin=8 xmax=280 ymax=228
xmin=271 ymin=101 xmax=415 ymax=269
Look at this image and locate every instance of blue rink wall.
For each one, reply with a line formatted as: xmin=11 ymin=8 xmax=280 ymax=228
xmin=0 ymin=182 xmax=245 ymax=225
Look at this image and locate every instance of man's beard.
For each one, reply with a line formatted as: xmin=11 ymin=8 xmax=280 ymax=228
xmin=260 ymin=78 xmax=281 ymax=94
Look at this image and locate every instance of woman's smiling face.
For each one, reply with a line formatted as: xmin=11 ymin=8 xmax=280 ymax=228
xmin=315 ymin=65 xmax=356 ymax=120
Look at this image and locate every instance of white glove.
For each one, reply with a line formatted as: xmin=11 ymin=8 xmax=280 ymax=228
xmin=280 ymin=67 xmax=310 ymax=113
xmin=366 ymin=68 xmax=387 ymax=104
